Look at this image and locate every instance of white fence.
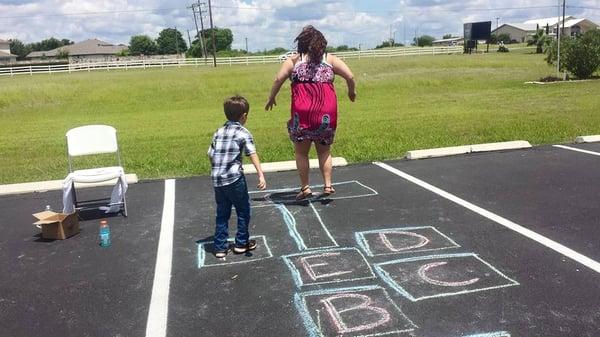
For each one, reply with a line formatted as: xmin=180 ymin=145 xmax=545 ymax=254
xmin=0 ymin=46 xmax=463 ymax=77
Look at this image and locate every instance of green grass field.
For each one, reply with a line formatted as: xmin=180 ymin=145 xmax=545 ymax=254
xmin=1 ymin=52 xmax=599 ymax=184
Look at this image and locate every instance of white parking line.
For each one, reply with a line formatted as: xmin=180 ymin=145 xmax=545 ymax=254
xmin=374 ymin=162 xmax=600 ymax=274
xmin=553 ymin=144 xmax=600 ymax=157
xmin=145 ymin=179 xmax=176 ymax=337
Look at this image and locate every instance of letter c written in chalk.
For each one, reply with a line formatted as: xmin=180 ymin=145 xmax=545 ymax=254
xmin=417 ymin=261 xmax=480 ymax=287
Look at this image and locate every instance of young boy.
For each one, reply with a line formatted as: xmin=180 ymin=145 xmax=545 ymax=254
xmin=208 ymin=95 xmax=266 ymax=258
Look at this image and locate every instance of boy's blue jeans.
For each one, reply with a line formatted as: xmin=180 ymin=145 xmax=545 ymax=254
xmin=213 ymin=176 xmax=251 ymax=252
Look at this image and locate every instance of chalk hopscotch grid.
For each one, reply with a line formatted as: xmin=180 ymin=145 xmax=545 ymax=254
xmin=294 ymin=285 xmax=418 ymax=337
xmin=197 ymin=235 xmax=273 ymax=268
xmin=276 ymin=202 xmax=339 ymax=252
xmin=374 ymin=253 xmax=519 ymax=302
xmin=249 ymin=180 xmax=379 ymax=209
xmin=282 ymin=247 xmax=377 ymax=288
xmin=461 ymin=332 xmax=511 ymax=337
xmin=355 ymin=226 xmax=461 ymax=257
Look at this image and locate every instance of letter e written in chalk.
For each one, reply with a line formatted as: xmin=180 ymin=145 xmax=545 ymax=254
xmin=299 ymin=253 xmax=352 ymax=281
xmin=320 ymin=293 xmax=390 ymax=334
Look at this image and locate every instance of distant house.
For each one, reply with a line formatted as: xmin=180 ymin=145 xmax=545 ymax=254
xmin=26 ymin=38 xmax=127 ymax=63
xmin=561 ymin=18 xmax=600 ymax=37
xmin=492 ymin=23 xmax=538 ymax=43
xmin=492 ymin=16 xmax=599 ymax=43
xmin=432 ymin=37 xmax=464 ymax=46
xmin=0 ymin=39 xmax=17 ymax=65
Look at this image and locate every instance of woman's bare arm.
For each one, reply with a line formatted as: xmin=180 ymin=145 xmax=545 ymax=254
xmin=330 ymin=54 xmax=356 ymax=102
xmin=265 ymin=57 xmax=295 ymax=110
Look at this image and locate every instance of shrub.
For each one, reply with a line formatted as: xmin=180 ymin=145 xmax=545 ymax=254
xmin=546 ymin=31 xmax=600 ymax=79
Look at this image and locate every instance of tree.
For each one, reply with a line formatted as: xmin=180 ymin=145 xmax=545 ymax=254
xmin=496 ymin=33 xmax=511 ymax=44
xmin=201 ymin=28 xmax=233 ymax=53
xmin=414 ymin=35 xmax=435 ymax=47
xmin=375 ymin=40 xmax=403 ymax=49
xmin=9 ymin=39 xmax=31 ymax=60
xmin=443 ymin=34 xmax=453 ymax=39
xmin=156 ymin=28 xmax=188 ymax=55
xmin=129 ymin=35 xmax=157 ymax=56
xmin=186 ymin=40 xmax=203 ymax=58
xmin=30 ymin=37 xmax=63 ymax=51
xmin=527 ymin=29 xmax=550 ymax=54
xmin=56 ymin=48 xmax=69 ymax=59
xmin=487 ymin=34 xmax=498 ymax=44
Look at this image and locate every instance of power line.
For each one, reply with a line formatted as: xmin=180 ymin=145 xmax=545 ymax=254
xmin=3 ymin=4 xmax=594 ymax=20
xmin=0 ymin=7 xmax=181 ymax=19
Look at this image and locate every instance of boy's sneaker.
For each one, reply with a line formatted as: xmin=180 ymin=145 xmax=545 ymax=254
xmin=214 ymin=250 xmax=228 ymax=258
xmin=233 ymin=239 xmax=257 ymax=254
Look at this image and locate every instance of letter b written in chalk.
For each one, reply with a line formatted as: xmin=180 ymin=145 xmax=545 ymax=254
xmin=320 ymin=293 xmax=390 ymax=334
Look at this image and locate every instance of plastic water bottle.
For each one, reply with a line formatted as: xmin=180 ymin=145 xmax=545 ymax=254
xmin=99 ymin=220 xmax=111 ymax=248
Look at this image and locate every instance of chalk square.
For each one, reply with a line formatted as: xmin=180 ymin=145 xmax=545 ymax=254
xmin=374 ymin=253 xmax=519 ymax=302
xmin=249 ymin=180 xmax=378 ymax=208
xmin=295 ymin=285 xmax=417 ymax=337
xmin=197 ymin=235 xmax=273 ymax=268
xmin=355 ymin=226 xmax=460 ymax=257
xmin=283 ymin=247 xmax=376 ymax=288
xmin=461 ymin=332 xmax=511 ymax=337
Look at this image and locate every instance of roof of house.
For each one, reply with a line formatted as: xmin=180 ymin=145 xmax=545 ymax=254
xmin=524 ymin=16 xmax=575 ymax=27
xmin=563 ymin=18 xmax=599 ymax=28
xmin=493 ymin=23 xmax=538 ymax=33
xmin=0 ymin=50 xmax=16 ymax=58
xmin=27 ymin=38 xmax=127 ymax=58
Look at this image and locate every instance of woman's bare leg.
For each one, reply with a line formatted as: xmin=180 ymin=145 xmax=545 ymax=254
xmin=315 ymin=143 xmax=333 ymax=190
xmin=295 ymin=140 xmax=312 ymax=190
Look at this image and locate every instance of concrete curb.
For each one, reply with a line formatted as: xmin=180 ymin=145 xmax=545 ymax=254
xmin=0 ymin=174 xmax=139 ymax=196
xmin=243 ymin=157 xmax=348 ymax=174
xmin=1 ymin=157 xmax=349 ymax=196
xmin=575 ymin=135 xmax=600 ymax=143
xmin=407 ymin=141 xmax=532 ymax=160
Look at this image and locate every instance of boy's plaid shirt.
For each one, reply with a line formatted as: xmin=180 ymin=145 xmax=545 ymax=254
xmin=207 ymin=121 xmax=256 ymax=187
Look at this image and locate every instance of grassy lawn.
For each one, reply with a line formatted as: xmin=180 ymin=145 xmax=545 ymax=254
xmin=1 ymin=52 xmax=599 ymax=184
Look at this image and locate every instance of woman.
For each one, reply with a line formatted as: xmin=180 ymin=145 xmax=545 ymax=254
xmin=265 ymin=26 xmax=356 ymax=200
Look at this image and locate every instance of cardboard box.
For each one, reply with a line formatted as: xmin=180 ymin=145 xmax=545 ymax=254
xmin=33 ymin=211 xmax=79 ymax=240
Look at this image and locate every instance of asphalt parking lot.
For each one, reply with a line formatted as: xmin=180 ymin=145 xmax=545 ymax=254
xmin=1 ymin=142 xmax=600 ymax=337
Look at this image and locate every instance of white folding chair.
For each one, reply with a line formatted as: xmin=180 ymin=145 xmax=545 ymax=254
xmin=65 ymin=125 xmax=128 ymax=216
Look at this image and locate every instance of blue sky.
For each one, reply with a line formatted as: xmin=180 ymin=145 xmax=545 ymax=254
xmin=1 ymin=0 xmax=599 ymax=50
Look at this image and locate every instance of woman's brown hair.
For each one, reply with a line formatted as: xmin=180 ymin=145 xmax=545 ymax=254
xmin=294 ymin=25 xmax=327 ymax=64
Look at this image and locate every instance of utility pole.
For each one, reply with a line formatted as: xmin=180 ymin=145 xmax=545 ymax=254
xmin=188 ymin=2 xmax=206 ymax=59
xmin=561 ymin=0 xmax=566 ymax=37
xmin=495 ymin=17 xmax=500 ymax=30
xmin=174 ymin=26 xmax=180 ymax=56
xmin=186 ymin=29 xmax=192 ymax=48
xmin=245 ymin=37 xmax=248 ymax=53
xmin=207 ymin=0 xmax=217 ymax=67
xmin=197 ymin=0 xmax=208 ymax=62
xmin=556 ymin=0 xmax=561 ymax=77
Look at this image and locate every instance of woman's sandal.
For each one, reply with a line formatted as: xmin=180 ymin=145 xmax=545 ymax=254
xmin=296 ymin=185 xmax=313 ymax=201
xmin=323 ymin=185 xmax=336 ymax=196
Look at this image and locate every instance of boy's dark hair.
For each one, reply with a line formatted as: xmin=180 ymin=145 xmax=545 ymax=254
xmin=224 ymin=95 xmax=250 ymax=121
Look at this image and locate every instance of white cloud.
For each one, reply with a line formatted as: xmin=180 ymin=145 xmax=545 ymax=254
xmin=0 ymin=0 xmax=598 ymax=49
